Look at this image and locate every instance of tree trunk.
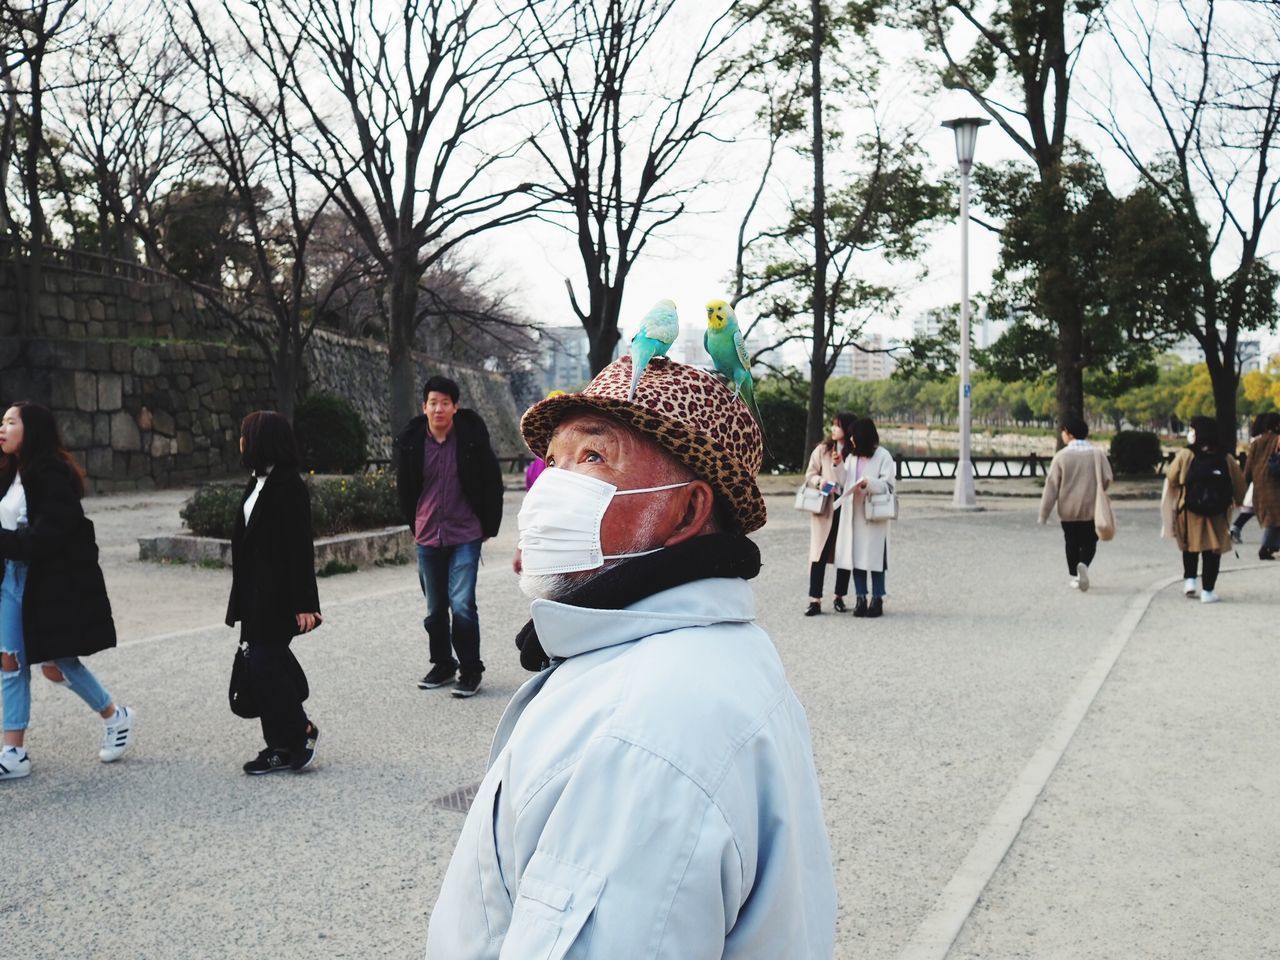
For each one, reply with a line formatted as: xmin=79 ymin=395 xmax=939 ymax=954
xmin=1038 ymin=166 xmax=1083 ymax=446
xmin=805 ymin=0 xmax=828 ymax=453
xmin=1204 ymin=350 xmax=1238 ymax=448
xmin=387 ymin=258 xmax=421 ymax=437
xmin=275 ymin=350 xmax=298 ymax=422
xmin=23 ymin=62 xmax=45 ymax=337
xmin=586 ymin=315 xmax=621 ymax=377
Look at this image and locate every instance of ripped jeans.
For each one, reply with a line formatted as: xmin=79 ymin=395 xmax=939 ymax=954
xmin=2 ymin=560 xmax=112 ymax=731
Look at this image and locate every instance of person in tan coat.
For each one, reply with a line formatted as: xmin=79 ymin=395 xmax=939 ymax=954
xmin=1038 ymin=417 xmax=1113 ymax=592
xmin=1163 ymin=415 xmax=1246 ymax=603
xmin=1244 ymin=412 xmax=1280 ymax=560
xmin=803 ymin=413 xmax=856 ymax=616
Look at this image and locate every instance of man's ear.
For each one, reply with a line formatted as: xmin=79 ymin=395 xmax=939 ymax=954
xmin=663 ymin=480 xmax=717 ymax=547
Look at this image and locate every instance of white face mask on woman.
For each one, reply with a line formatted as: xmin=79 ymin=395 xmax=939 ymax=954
xmin=1187 ymin=428 xmax=1197 ymax=446
xmin=517 ymin=467 xmax=692 ymax=575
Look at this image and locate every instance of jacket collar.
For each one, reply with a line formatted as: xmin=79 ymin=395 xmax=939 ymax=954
xmin=530 ymin=578 xmax=756 ymax=661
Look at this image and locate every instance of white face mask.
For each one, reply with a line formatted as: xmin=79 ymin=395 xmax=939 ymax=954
xmin=517 ymin=467 xmax=692 ymax=575
xmin=1187 ymin=428 xmax=1197 ymax=446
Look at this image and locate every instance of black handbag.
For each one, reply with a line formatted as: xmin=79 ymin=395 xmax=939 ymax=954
xmin=229 ymin=641 xmax=309 ymax=719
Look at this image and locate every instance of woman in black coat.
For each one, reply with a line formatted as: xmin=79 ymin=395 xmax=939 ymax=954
xmin=0 ymin=401 xmax=136 ymax=782
xmin=226 ymin=410 xmax=322 ymax=775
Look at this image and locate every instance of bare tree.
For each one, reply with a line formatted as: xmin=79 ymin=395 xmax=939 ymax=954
xmin=241 ymin=0 xmax=550 ymax=430
xmin=1096 ymin=0 xmax=1280 ymax=441
xmin=521 ymin=0 xmax=765 ymax=375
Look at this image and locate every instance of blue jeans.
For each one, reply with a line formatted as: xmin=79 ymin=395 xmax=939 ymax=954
xmin=416 ymin=540 xmax=483 ymax=675
xmin=852 ymin=568 xmax=886 ymax=599
xmin=1 ymin=560 xmax=112 ymax=731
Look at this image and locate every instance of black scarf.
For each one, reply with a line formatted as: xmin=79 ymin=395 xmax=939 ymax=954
xmin=515 ymin=532 xmax=762 ymax=672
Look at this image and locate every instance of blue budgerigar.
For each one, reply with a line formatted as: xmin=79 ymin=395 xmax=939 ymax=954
xmin=704 ymin=298 xmax=762 ymax=425
xmin=627 ymin=298 xmax=680 ymax=400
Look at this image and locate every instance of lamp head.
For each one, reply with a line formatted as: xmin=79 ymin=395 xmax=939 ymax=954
xmin=942 ymin=117 xmax=990 ymax=173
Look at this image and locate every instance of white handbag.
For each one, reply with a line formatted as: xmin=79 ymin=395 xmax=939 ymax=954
xmin=863 ymin=489 xmax=898 ymax=522
xmin=794 ymin=484 xmax=829 ymax=514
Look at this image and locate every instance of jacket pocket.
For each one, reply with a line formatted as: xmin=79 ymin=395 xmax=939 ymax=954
xmin=501 ymin=853 xmax=605 ymax=960
xmin=475 ymin=777 xmax=514 ymax=941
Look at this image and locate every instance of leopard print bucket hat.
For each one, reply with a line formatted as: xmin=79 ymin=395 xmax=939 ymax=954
xmin=521 ymin=356 xmax=766 ymax=533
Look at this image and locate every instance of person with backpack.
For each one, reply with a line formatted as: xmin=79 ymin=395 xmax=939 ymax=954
xmin=1162 ymin=416 xmax=1245 ymax=603
xmin=1229 ymin=413 xmax=1278 ymax=544
xmin=1244 ymin=411 xmax=1280 ymax=560
xmin=1038 ymin=416 xmax=1113 ymax=592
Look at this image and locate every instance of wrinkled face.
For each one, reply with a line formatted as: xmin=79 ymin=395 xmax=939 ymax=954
xmin=706 ymin=300 xmax=730 ymax=331
xmin=0 ymin=407 xmax=24 ymax=456
xmin=423 ymin=391 xmax=458 ymax=434
xmin=542 ymin=413 xmax=691 ymax=561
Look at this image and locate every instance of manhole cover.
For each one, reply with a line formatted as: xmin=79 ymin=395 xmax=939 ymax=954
xmin=433 ymin=782 xmax=481 ymax=813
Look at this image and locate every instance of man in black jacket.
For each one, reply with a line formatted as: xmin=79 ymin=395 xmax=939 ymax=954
xmin=394 ymin=375 xmax=504 ymax=697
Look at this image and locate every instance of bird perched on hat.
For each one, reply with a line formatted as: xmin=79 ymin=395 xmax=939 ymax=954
xmin=704 ymin=298 xmax=762 ymax=426
xmin=627 ymin=298 xmax=680 ymax=401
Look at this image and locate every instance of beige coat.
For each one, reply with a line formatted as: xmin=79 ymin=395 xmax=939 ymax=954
xmin=805 ymin=443 xmax=845 ymax=563
xmin=1038 ymin=443 xmax=1112 ymax=523
xmin=833 ymin=446 xmax=895 ymax=572
xmin=1245 ymin=433 xmax=1280 ymax=528
xmin=1164 ymin=447 xmax=1246 ymax=554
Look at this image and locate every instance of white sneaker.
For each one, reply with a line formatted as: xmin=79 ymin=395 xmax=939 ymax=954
xmin=1076 ymin=563 xmax=1090 ymax=593
xmin=99 ymin=705 xmax=137 ymax=762
xmin=1183 ymin=578 xmax=1197 ymax=597
xmin=1069 ymin=577 xmax=1079 ymax=589
xmin=0 ymin=747 xmax=30 ymax=780
xmin=1201 ymin=590 xmax=1220 ymax=604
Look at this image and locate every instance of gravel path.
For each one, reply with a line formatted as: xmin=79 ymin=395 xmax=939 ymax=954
xmin=3 ymin=486 xmax=1273 ymax=959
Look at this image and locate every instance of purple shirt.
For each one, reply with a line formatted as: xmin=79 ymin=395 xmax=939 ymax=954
xmin=415 ymin=429 xmax=483 ymax=547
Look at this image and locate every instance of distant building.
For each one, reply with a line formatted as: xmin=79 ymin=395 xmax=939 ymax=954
xmin=833 ymin=333 xmax=897 ymax=381
xmin=535 ymin=326 xmax=611 ymax=395
xmin=913 ymin=304 xmax=1009 ymax=349
xmin=1169 ymin=334 xmax=1263 ymax=373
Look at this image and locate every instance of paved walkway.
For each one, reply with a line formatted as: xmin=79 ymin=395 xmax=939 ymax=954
xmin=2 ymin=485 xmax=1275 ymax=959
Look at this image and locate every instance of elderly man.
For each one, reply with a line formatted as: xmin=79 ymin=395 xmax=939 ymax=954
xmin=426 ymin=357 xmax=836 ymax=958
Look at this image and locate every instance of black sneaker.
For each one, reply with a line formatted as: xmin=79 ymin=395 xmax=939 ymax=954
xmin=418 ymin=663 xmax=458 ymax=689
xmin=803 ymin=602 xmax=821 ymax=617
xmin=832 ymin=597 xmax=848 ymax=613
xmin=451 ymin=673 xmax=481 ymax=698
xmin=243 ymin=748 xmax=292 ymax=775
xmin=291 ymin=724 xmax=319 ymax=771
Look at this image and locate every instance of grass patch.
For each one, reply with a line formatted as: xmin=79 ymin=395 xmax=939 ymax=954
xmin=198 ymin=557 xmax=226 ymax=569
xmin=375 ymin=555 xmax=410 ymax=567
xmin=317 ymin=559 xmax=358 ymax=577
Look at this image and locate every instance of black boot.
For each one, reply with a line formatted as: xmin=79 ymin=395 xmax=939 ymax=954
xmin=853 ymin=597 xmax=868 ymax=617
xmin=833 ymin=597 xmax=848 ymax=613
xmin=804 ymin=601 xmax=821 ymax=617
xmin=867 ymin=597 xmax=884 ymax=618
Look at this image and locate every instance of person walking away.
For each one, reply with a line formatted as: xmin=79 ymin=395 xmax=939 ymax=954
xmin=1230 ymin=413 xmax=1277 ymax=543
xmin=225 ymin=411 xmax=322 ymax=774
xmin=1038 ymin=417 xmax=1113 ymax=592
xmin=0 ymin=401 xmax=135 ymax=781
xmin=1162 ymin=416 xmax=1245 ymax=603
xmin=803 ymin=412 xmax=856 ymax=615
xmin=394 ymin=376 xmax=504 ymax=698
xmin=834 ymin=417 xmax=895 ymax=617
xmin=1244 ymin=411 xmax=1280 ymax=560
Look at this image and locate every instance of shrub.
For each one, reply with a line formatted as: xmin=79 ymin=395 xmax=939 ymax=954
xmin=180 ymin=471 xmax=401 ymax=539
xmin=755 ymin=378 xmax=811 ymax=473
xmin=1110 ymin=430 xmax=1163 ymax=475
xmin=294 ymin=394 xmax=367 ymax=474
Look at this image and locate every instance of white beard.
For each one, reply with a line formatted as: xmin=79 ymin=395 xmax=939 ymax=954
xmin=519 ymin=502 xmax=667 ymax=601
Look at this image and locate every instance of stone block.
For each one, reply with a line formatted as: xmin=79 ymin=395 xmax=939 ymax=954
xmin=97 ymin=373 xmax=123 ymax=411
xmin=51 ymin=373 xmax=76 ymax=409
xmin=127 ymin=453 xmax=149 ymax=479
xmin=150 ymin=434 xmax=173 ymax=458
xmin=87 ymin=447 xmax=113 ymax=478
xmin=74 ymin=371 xmax=98 ymax=411
xmin=86 ymin=341 xmax=110 ymax=370
xmin=45 ymin=318 xmax=67 ymax=337
xmin=49 ymin=341 xmax=87 ymax=369
xmin=133 ymin=349 xmax=161 ymax=377
xmin=110 ymin=411 xmax=142 ymax=451
xmin=61 ymin=411 xmax=93 ymax=448
xmin=88 ymin=298 xmax=106 ymax=321
xmin=112 ymin=344 xmax=132 ymax=372
xmin=87 ymin=321 xmax=104 ymax=338
xmin=59 ymin=297 xmax=76 ymax=321
xmin=153 ymin=409 xmax=176 ymax=436
xmin=93 ymin=414 xmax=110 ymax=445
xmin=177 ymin=430 xmax=194 ymax=455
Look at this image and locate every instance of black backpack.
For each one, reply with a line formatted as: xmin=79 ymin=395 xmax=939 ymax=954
xmin=1183 ymin=452 xmax=1233 ymax=517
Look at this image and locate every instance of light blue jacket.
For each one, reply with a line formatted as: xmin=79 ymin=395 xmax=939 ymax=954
xmin=426 ymin=577 xmax=836 ymax=958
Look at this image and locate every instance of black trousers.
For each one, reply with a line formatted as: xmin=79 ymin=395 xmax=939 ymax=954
xmin=1182 ymin=551 xmax=1221 ymax=591
xmin=810 ymin=506 xmax=850 ymax=598
xmin=243 ymin=627 xmax=310 ymax=752
xmin=1061 ymin=520 xmax=1098 ymax=576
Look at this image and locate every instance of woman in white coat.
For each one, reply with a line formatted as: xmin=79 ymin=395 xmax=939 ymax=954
xmin=803 ymin=413 xmax=856 ymax=616
xmin=834 ymin=417 xmax=895 ymax=618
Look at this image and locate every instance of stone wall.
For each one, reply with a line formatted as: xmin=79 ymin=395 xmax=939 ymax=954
xmin=0 ymin=253 xmax=526 ymax=491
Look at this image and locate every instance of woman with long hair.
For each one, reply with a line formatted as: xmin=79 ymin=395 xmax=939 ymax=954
xmin=834 ymin=417 xmax=896 ymax=618
xmin=1230 ymin=412 xmax=1279 ymax=545
xmin=1244 ymin=411 xmax=1280 ymax=560
xmin=0 ymin=401 xmax=135 ymax=781
xmin=803 ymin=412 xmax=856 ymax=616
xmin=225 ymin=410 xmax=322 ymax=774
xmin=1162 ymin=415 xmax=1245 ymax=603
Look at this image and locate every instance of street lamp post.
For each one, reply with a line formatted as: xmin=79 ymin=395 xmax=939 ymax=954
xmin=942 ymin=116 xmax=989 ymax=510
